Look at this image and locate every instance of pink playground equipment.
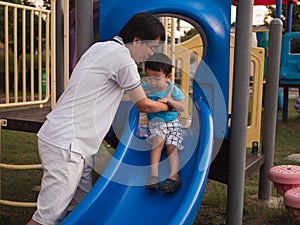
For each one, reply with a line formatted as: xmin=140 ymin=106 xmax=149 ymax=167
xmin=284 ymin=187 xmax=300 ymax=221
xmin=268 ymin=165 xmax=300 ymax=195
xmin=268 ymin=165 xmax=300 ymax=222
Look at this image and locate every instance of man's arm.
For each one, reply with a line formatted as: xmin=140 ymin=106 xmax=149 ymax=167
xmin=126 ymin=85 xmax=168 ymax=113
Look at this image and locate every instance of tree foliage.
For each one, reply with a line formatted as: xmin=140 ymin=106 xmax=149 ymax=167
xmin=180 ymin=28 xmax=198 ymax=42
xmin=0 ymin=0 xmax=49 ymax=54
xmin=266 ymin=4 xmax=300 ymax=31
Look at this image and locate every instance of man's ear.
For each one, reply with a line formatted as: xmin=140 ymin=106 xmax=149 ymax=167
xmin=133 ymin=37 xmax=142 ymax=46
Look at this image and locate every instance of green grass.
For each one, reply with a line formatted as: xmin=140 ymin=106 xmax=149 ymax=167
xmin=0 ymin=99 xmax=300 ymax=225
xmin=0 ymin=131 xmax=42 ymax=225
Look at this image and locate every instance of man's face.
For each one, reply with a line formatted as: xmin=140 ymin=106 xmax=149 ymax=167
xmin=127 ymin=38 xmax=161 ymax=62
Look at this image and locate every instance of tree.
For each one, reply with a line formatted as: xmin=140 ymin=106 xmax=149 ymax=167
xmin=0 ymin=0 xmax=50 ymax=55
xmin=266 ymin=3 xmax=300 ymax=32
xmin=0 ymin=0 xmax=21 ymax=52
xmin=181 ymin=28 xmax=198 ymax=42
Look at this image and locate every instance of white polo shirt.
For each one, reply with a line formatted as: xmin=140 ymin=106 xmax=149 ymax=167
xmin=38 ymin=36 xmax=140 ymax=158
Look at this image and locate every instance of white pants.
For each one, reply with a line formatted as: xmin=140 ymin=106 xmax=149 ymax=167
xmin=32 ymin=139 xmax=93 ymax=225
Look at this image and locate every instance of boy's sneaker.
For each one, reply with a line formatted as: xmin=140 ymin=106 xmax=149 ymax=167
xmin=145 ymin=176 xmax=160 ymax=190
xmin=159 ymin=178 xmax=182 ymax=193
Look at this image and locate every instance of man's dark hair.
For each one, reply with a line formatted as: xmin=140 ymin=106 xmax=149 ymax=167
xmin=119 ymin=12 xmax=165 ymax=44
xmin=145 ymin=53 xmax=173 ymax=76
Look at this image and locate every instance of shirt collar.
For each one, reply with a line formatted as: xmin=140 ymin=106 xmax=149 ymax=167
xmin=112 ymin=36 xmax=124 ymax=46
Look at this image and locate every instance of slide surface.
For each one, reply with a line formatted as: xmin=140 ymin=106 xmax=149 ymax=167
xmin=61 ymin=98 xmax=214 ymax=225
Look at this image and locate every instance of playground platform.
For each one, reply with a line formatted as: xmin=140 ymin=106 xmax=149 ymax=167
xmin=0 ymin=105 xmax=51 ymax=133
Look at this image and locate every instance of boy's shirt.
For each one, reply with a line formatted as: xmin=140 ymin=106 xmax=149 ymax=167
xmin=142 ymin=81 xmax=185 ymax=122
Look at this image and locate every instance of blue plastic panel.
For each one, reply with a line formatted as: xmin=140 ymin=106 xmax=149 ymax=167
xmin=280 ymin=32 xmax=300 ymax=85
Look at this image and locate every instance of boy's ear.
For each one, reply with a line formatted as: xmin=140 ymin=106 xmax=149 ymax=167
xmin=166 ymin=73 xmax=172 ymax=79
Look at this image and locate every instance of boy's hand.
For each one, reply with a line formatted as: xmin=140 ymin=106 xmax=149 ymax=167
xmin=158 ymin=87 xmax=177 ymax=111
xmin=158 ymin=86 xmax=174 ymax=104
xmin=158 ymin=87 xmax=185 ymax=112
xmin=166 ymin=101 xmax=177 ymax=111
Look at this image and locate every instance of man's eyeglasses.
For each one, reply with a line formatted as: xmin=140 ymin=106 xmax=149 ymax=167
xmin=144 ymin=42 xmax=160 ymax=53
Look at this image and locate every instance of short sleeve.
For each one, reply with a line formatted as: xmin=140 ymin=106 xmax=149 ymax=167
xmin=171 ymin=85 xmax=185 ymax=101
xmin=116 ymin=64 xmax=141 ymax=90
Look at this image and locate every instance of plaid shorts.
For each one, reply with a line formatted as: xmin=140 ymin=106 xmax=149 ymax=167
xmin=147 ymin=119 xmax=184 ymax=150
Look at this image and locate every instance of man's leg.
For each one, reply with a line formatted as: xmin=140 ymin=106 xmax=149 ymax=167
xmin=28 ymin=140 xmax=85 ymax=225
xmin=68 ymin=156 xmax=93 ymax=211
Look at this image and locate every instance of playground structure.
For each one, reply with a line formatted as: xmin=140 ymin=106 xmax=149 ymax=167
xmin=174 ymin=34 xmax=265 ymax=150
xmin=0 ymin=0 xmax=293 ymax=224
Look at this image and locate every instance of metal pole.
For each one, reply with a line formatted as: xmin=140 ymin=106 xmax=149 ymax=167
xmin=286 ymin=3 xmax=293 ymax=32
xmin=258 ymin=19 xmax=283 ymax=199
xmin=275 ymin=0 xmax=282 ymax=19
xmin=63 ymin=0 xmax=70 ymax=89
xmin=75 ymin=0 xmax=94 ymax=61
xmin=282 ymin=2 xmax=293 ymax=121
xmin=56 ymin=0 xmax=64 ymax=99
xmin=227 ymin=0 xmax=253 ymax=224
xmin=50 ymin=0 xmax=57 ymax=107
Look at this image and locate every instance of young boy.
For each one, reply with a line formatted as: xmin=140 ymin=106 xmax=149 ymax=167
xmin=142 ymin=53 xmax=185 ymax=193
xmin=27 ymin=12 xmax=170 ymax=225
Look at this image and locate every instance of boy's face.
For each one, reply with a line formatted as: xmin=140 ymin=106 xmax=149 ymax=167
xmin=145 ymin=68 xmax=171 ymax=91
xmin=127 ymin=38 xmax=161 ymax=62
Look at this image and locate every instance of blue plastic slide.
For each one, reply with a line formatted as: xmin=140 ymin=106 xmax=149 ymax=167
xmin=61 ymin=98 xmax=214 ymax=225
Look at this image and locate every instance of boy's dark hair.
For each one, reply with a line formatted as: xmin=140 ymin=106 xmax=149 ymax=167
xmin=145 ymin=53 xmax=173 ymax=76
xmin=119 ymin=12 xmax=165 ymax=44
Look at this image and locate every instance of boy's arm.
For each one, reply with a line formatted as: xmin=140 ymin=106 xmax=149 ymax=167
xmin=126 ymin=85 xmax=169 ymax=113
xmin=158 ymin=86 xmax=185 ymax=112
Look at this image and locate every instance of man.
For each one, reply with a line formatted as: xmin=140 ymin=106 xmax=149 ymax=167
xmin=27 ymin=12 xmax=170 ymax=225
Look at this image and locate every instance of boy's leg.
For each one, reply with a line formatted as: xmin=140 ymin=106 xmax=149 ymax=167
xmin=165 ymin=119 xmax=183 ymax=180
xmin=149 ymin=136 xmax=164 ymax=177
xmin=166 ymin=145 xmax=180 ymax=180
xmin=30 ymin=139 xmax=85 ymax=225
xmin=159 ymin=145 xmax=182 ymax=193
